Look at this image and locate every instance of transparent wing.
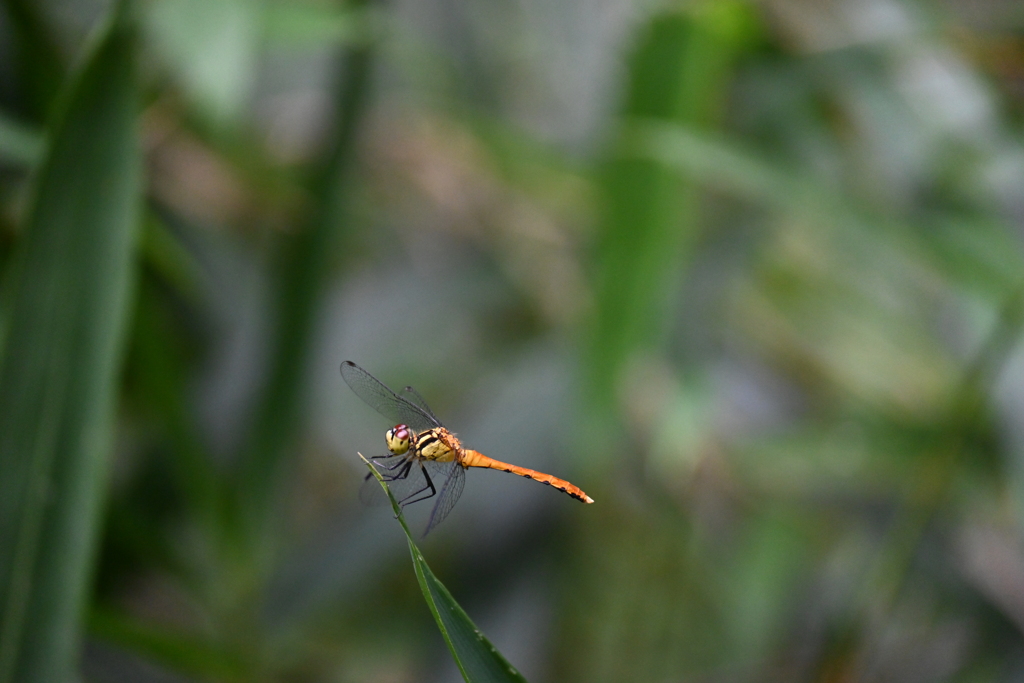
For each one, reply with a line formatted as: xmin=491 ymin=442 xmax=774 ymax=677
xmin=424 ymin=463 xmax=466 ymax=536
xmin=400 ymin=385 xmax=442 ymax=425
xmin=361 ymin=457 xmax=461 ymax=518
xmin=341 ymin=361 xmax=440 ymax=432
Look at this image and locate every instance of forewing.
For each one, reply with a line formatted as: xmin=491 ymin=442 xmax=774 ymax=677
xmin=400 ymin=385 xmax=442 ymax=425
xmin=341 ymin=361 xmax=439 ymax=432
xmin=424 ymin=463 xmax=466 ymax=536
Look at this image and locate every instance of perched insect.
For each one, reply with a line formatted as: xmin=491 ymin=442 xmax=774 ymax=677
xmin=341 ymin=361 xmax=593 ymax=534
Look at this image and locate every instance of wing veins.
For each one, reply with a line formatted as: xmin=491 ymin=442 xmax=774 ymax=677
xmin=341 ymin=361 xmax=440 ymax=432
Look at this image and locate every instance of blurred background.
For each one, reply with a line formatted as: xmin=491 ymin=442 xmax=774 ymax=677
xmin=3 ymin=0 xmax=1024 ymax=681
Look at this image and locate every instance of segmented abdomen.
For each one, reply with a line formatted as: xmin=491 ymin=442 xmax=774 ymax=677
xmin=460 ymin=449 xmax=594 ymax=503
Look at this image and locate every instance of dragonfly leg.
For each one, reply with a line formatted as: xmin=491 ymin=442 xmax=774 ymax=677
xmin=396 ymin=465 xmax=437 ymax=508
xmin=364 ymin=460 xmax=413 ymax=486
xmin=371 ymin=455 xmax=410 ymax=471
xmin=363 ymin=459 xmax=409 ymax=480
xmin=381 ymin=460 xmax=413 ymax=482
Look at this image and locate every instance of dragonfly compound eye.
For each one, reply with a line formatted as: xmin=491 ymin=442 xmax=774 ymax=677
xmin=386 ymin=425 xmax=411 ymax=455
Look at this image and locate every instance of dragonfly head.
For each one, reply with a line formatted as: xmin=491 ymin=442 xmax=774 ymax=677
xmin=386 ymin=424 xmax=412 ymax=455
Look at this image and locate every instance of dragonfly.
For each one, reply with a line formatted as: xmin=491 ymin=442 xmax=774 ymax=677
xmin=341 ymin=360 xmax=593 ymax=535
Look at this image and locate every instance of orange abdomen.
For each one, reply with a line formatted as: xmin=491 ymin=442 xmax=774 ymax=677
xmin=460 ymin=450 xmax=594 ymax=504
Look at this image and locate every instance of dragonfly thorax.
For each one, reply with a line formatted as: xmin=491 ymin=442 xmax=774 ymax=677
xmin=385 ymin=425 xmax=460 ymax=462
xmin=386 ymin=425 xmax=412 ymax=455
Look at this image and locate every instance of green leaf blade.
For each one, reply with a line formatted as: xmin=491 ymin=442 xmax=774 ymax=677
xmin=412 ymin=556 xmax=529 ymax=683
xmin=360 ymin=455 xmax=529 ymax=683
xmin=586 ymin=6 xmax=751 ymax=419
xmin=0 ymin=12 xmax=142 ymax=683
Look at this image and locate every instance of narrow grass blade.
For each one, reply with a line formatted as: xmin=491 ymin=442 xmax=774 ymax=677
xmin=587 ymin=5 xmax=751 ymax=417
xmin=0 ymin=10 xmax=141 ymax=683
xmin=626 ymin=120 xmax=1024 ymax=299
xmin=360 ymin=455 xmax=529 ymax=683
xmin=238 ymin=1 xmax=377 ymax=543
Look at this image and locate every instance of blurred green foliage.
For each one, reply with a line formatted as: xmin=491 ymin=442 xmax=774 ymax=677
xmin=2 ymin=0 xmax=1024 ymax=682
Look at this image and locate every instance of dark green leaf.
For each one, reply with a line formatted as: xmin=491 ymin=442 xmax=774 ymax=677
xmin=0 ymin=10 xmax=142 ymax=683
